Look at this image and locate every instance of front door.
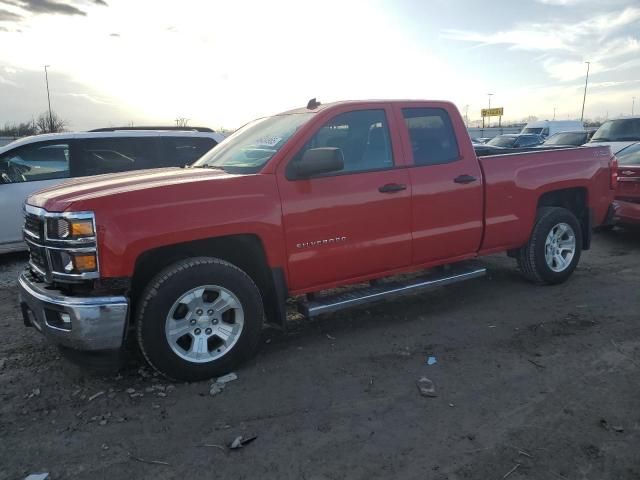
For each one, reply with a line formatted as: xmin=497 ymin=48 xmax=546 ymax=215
xmin=276 ymin=106 xmax=412 ymax=292
xmin=0 ymin=141 xmax=71 ymax=250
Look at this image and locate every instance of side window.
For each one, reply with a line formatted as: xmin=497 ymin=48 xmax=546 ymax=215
xmin=75 ymin=137 xmax=160 ymax=176
xmin=162 ymin=137 xmax=217 ymax=166
xmin=291 ymin=109 xmax=393 ymax=175
xmin=0 ymin=142 xmax=70 ymax=184
xmin=542 ymin=128 xmax=550 ymax=136
xmin=402 ymin=108 xmax=459 ymax=166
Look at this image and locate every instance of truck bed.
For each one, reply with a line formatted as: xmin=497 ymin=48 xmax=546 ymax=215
xmin=478 ymin=145 xmax=614 ymax=254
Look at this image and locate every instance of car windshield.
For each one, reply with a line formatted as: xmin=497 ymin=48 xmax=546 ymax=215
xmin=544 ymin=132 xmax=585 ymax=146
xmin=487 ymin=136 xmax=516 ymax=147
xmin=193 ymin=113 xmax=315 ymax=173
xmin=591 ymin=119 xmax=640 ymax=142
xmin=522 ymin=127 xmax=543 ymax=134
xmin=616 ymin=143 xmax=640 ymax=166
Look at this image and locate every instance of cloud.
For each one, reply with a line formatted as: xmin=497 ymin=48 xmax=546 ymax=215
xmin=443 ymin=6 xmax=640 ymax=81
xmin=536 ymin=0 xmax=583 ymax=4
xmin=109 ymin=32 xmax=119 ymax=37
xmin=60 ymin=92 xmax=111 ymax=105
xmin=16 ymin=0 xmax=87 ymax=16
xmin=0 ymin=9 xmax=22 ymax=21
xmin=93 ymin=0 xmax=108 ymax=5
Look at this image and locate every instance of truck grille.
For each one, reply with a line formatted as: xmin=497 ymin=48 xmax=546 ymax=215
xmin=28 ymin=243 xmax=48 ymax=274
xmin=24 ymin=213 xmax=44 ymax=240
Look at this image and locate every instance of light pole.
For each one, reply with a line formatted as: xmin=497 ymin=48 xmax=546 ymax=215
xmin=44 ymin=65 xmax=54 ymax=133
xmin=487 ymin=93 xmax=493 ymax=128
xmin=580 ymin=61 xmax=590 ymax=124
xmin=553 ymin=107 xmax=556 ymax=120
xmin=464 ymin=104 xmax=469 ymax=127
xmin=633 ymin=97 xmax=636 ymax=116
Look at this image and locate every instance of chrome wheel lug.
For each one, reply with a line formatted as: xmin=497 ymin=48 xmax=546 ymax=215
xmin=190 ymin=319 xmax=196 ymax=325
xmin=196 ymin=309 xmax=203 ymax=316
xmin=194 ymin=328 xmax=201 ymax=335
xmin=205 ymin=328 xmax=212 ymax=335
xmin=212 ymin=319 xmax=219 ymax=325
xmin=207 ymin=309 xmax=214 ymax=315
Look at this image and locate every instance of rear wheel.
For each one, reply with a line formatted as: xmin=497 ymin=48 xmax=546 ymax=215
xmin=517 ymin=207 xmax=582 ymax=285
xmin=136 ymin=257 xmax=263 ymax=381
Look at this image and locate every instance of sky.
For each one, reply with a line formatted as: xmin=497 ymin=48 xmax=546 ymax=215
xmin=0 ymin=0 xmax=639 ymax=130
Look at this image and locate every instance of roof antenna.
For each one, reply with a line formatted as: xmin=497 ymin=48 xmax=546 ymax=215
xmin=307 ymin=98 xmax=321 ymax=110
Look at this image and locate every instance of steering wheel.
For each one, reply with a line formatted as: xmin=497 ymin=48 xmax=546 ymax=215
xmin=7 ymin=163 xmax=28 ymax=182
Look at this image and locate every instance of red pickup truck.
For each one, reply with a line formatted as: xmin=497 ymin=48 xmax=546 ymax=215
xmin=19 ymin=99 xmax=617 ymax=381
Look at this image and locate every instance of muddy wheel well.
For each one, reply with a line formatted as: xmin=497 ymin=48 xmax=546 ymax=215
xmin=537 ymin=187 xmax=590 ymax=248
xmin=130 ymin=235 xmax=285 ymax=327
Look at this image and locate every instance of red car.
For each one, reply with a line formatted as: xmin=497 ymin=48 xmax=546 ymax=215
xmin=18 ymin=99 xmax=617 ymax=380
xmin=613 ymin=142 xmax=640 ymax=226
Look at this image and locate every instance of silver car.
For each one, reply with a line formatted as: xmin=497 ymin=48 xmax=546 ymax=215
xmin=0 ymin=128 xmax=224 ymax=253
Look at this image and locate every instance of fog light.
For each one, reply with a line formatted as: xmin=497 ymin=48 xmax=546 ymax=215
xmin=73 ymin=254 xmax=97 ymax=272
xmin=60 ymin=312 xmax=71 ymax=324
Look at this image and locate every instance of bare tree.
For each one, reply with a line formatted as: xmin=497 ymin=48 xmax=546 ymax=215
xmin=175 ymin=117 xmax=190 ymax=127
xmin=35 ymin=111 xmax=67 ymax=134
xmin=0 ymin=120 xmax=38 ymax=137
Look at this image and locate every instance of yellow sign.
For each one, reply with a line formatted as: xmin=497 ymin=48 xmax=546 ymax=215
xmin=481 ymin=107 xmax=504 ymax=117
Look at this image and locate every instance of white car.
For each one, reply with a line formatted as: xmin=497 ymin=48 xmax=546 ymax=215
xmin=0 ymin=128 xmax=224 ymax=253
xmin=587 ymin=117 xmax=640 ymax=154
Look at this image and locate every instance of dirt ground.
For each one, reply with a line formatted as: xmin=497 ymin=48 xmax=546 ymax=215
xmin=1 ymin=229 xmax=639 ymax=480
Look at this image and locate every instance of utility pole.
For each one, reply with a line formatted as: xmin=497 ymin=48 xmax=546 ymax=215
xmin=464 ymin=104 xmax=469 ymax=128
xmin=580 ymin=61 xmax=590 ymax=124
xmin=44 ymin=65 xmax=54 ymax=133
xmin=633 ymin=97 xmax=636 ymax=116
xmin=487 ymin=93 xmax=493 ymax=128
xmin=553 ymin=107 xmax=556 ymax=120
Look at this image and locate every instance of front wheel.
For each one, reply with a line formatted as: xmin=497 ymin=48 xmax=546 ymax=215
xmin=517 ymin=207 xmax=583 ymax=285
xmin=136 ymin=257 xmax=264 ymax=381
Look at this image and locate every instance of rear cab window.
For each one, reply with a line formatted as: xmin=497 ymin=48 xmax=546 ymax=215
xmin=401 ymin=108 xmax=460 ymax=165
xmin=0 ymin=141 xmax=70 ymax=183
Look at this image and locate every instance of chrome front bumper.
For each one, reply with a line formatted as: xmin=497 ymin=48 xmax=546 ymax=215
xmin=18 ymin=270 xmax=129 ymax=351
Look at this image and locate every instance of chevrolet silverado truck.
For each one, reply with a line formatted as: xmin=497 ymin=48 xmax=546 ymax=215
xmin=18 ymin=99 xmax=617 ymax=381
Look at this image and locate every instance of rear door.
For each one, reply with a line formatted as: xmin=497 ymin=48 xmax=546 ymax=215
xmin=276 ymin=105 xmax=412 ymax=291
xmin=393 ymin=104 xmax=484 ymax=265
xmin=0 ymin=140 xmax=71 ymax=248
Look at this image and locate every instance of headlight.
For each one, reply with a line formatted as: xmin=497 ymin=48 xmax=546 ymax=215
xmin=47 ymin=217 xmax=95 ymax=240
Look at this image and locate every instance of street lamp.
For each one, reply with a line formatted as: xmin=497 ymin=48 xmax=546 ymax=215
xmin=580 ymin=61 xmax=590 ymax=124
xmin=44 ymin=65 xmax=54 ymax=133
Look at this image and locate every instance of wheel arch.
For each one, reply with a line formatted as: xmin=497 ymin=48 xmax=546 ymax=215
xmin=131 ymin=234 xmax=288 ymax=329
xmin=536 ymin=187 xmax=591 ymax=249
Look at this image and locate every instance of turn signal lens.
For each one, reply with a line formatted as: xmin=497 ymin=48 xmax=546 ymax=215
xmin=73 ymin=254 xmax=97 ymax=272
xmin=70 ymin=220 xmax=95 ymax=237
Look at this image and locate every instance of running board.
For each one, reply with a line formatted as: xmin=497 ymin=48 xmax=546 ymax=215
xmin=299 ymin=262 xmax=486 ymax=318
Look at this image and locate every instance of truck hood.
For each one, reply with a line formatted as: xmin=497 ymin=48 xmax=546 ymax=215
xmin=28 ymin=167 xmax=233 ymax=211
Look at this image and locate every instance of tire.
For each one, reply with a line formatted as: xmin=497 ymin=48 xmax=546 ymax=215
xmin=136 ymin=257 xmax=263 ymax=382
xmin=517 ymin=207 xmax=583 ymax=285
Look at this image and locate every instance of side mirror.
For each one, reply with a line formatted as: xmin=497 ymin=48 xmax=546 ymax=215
xmin=294 ymin=148 xmax=344 ymax=178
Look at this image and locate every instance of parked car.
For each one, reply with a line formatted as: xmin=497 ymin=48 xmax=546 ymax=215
xmin=589 ymin=117 xmax=640 ymax=154
xmin=0 ymin=128 xmax=224 ymax=253
xmin=18 ymin=99 xmax=616 ymax=381
xmin=611 ymin=142 xmax=640 ymax=226
xmin=486 ymin=134 xmax=543 ymax=148
xmin=521 ymin=120 xmax=585 ymax=138
xmin=540 ymin=131 xmax=593 ymax=147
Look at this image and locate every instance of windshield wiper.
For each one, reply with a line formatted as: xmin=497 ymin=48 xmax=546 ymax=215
xmin=591 ymin=138 xmax=610 ymax=142
xmin=191 ymin=164 xmax=227 ymax=171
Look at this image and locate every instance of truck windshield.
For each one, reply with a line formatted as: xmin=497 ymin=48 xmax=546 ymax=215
xmin=591 ymin=119 xmax=640 ymax=142
xmin=193 ymin=112 xmax=315 ymax=173
xmin=616 ymin=143 xmax=640 ymax=166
